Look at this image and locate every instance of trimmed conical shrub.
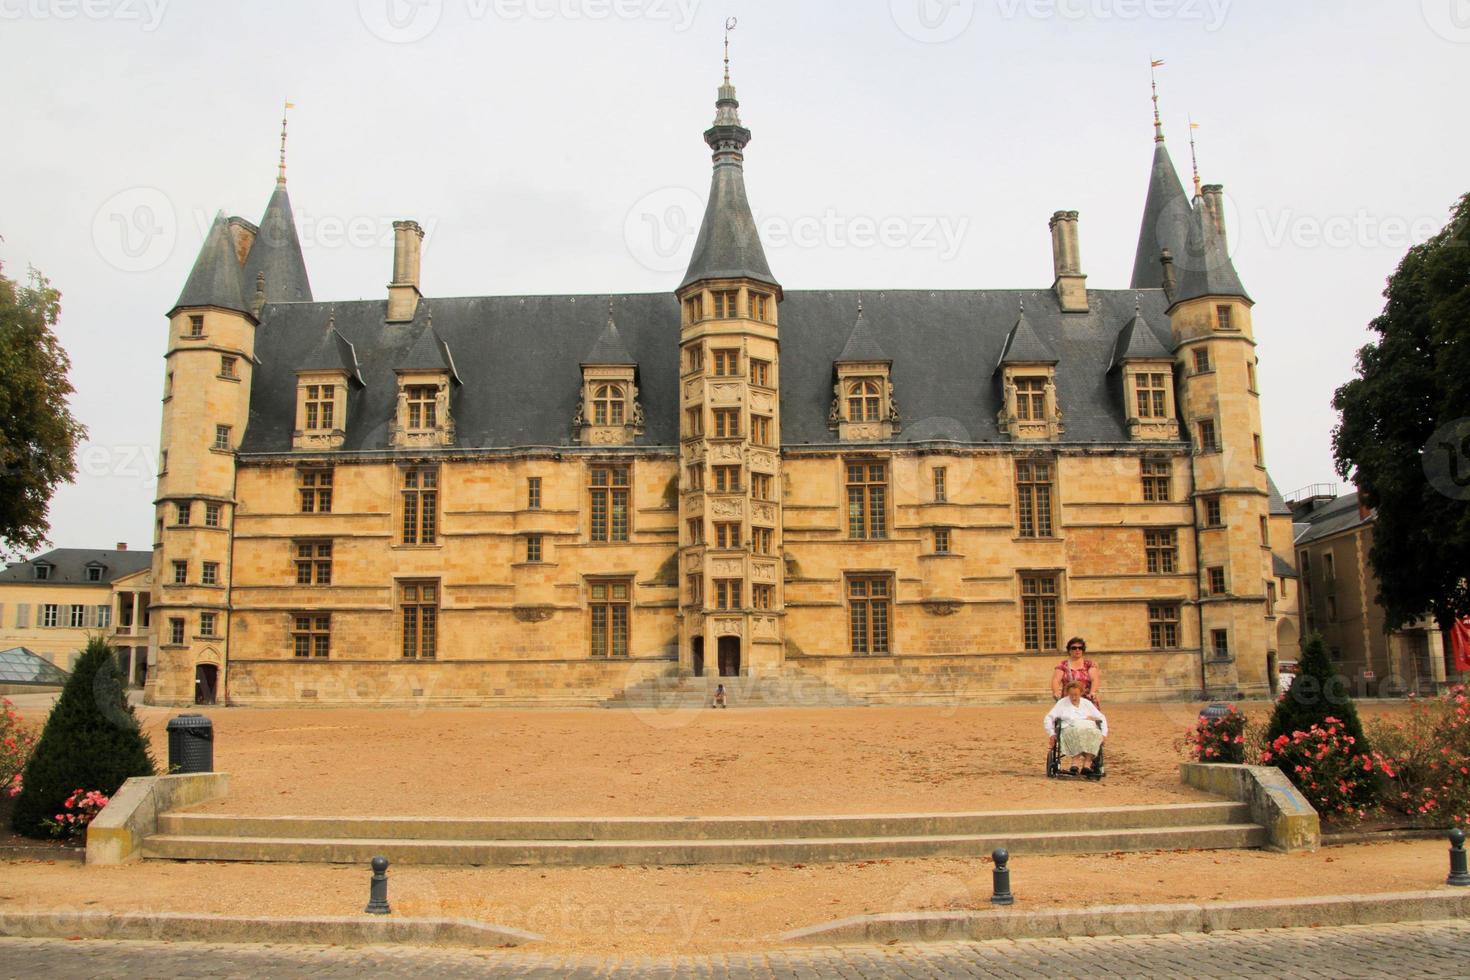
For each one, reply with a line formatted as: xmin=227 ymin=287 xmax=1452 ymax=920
xmin=11 ymin=637 xmax=156 ymax=838
xmin=1265 ymin=632 xmax=1369 ymax=748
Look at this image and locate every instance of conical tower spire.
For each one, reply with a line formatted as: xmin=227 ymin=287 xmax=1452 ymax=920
xmin=1129 ymin=138 xmax=1191 ymax=290
xmin=173 ymin=211 xmax=247 ymax=314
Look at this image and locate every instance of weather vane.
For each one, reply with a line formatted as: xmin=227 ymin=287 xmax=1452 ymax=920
xmin=278 ymin=99 xmax=295 ymax=185
xmin=1188 ymin=114 xmax=1203 ymax=198
xmin=1149 ymin=58 xmax=1165 ymax=143
xmin=724 ymin=16 xmax=737 ymax=82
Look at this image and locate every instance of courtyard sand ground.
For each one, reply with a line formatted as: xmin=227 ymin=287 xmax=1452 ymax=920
xmin=2 ymin=698 xmax=1445 ymax=954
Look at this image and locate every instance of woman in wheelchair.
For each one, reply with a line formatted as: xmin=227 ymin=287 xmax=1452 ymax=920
xmin=1046 ymin=680 xmax=1108 ymax=779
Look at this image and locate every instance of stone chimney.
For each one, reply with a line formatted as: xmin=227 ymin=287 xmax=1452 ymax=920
xmin=387 ymin=220 xmax=425 ymax=323
xmin=1048 ymin=210 xmax=1088 ymax=313
xmin=116 ymin=542 xmax=127 ymax=551
xmin=1201 ymin=185 xmax=1228 ymax=246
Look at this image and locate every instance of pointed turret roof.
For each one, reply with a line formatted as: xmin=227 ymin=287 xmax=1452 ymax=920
xmin=173 ymin=211 xmax=247 ymax=314
xmin=1129 ymin=142 xmax=1191 ymax=290
xmin=836 ymin=301 xmax=889 ymax=363
xmin=1173 ymin=196 xmax=1250 ymax=305
xmin=243 ymin=183 xmax=313 ymax=304
xmin=299 ymin=316 xmax=362 ymax=383
xmin=1109 ymin=305 xmax=1171 ymax=370
xmin=582 ymin=302 xmax=637 ymax=365
xmin=679 ymin=70 xmax=779 ymax=293
xmin=996 ymin=307 xmax=1058 ymax=369
xmin=397 ymin=321 xmax=461 ymax=383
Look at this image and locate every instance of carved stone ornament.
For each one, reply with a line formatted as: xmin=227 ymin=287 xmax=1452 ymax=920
xmin=751 ymin=502 xmax=776 ymax=523
xmin=828 ymin=383 xmax=843 ymax=429
xmin=714 ymin=618 xmax=744 ymax=637
xmin=922 ymin=599 xmax=962 ymax=617
xmin=710 ymin=498 xmax=743 ymax=518
xmin=513 ymin=605 xmax=556 ymax=623
xmin=712 ymin=558 xmax=743 ymax=577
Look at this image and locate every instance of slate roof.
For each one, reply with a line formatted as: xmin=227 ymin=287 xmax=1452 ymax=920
xmin=237 ymin=287 xmax=1181 ymax=454
xmin=397 ymin=323 xmax=459 ymax=381
xmin=0 ymin=549 xmax=151 ymax=585
xmin=174 ymin=212 xmax=248 ymax=313
xmin=243 ymin=183 xmax=313 ymax=305
xmin=1266 ymin=475 xmax=1291 ymax=516
xmin=1294 ymin=492 xmax=1373 ymax=547
xmin=996 ymin=309 xmax=1059 ymax=367
xmin=299 ymin=320 xmax=364 ymax=383
xmin=1272 ymin=553 xmax=1299 ymax=580
xmin=1109 ymin=308 xmax=1172 ymax=369
xmin=1130 ymin=143 xmax=1191 ymax=290
xmin=1175 ymin=197 xmax=1250 ymax=304
xmin=583 ymin=311 xmax=637 ymax=365
xmin=835 ymin=303 xmax=890 ymax=363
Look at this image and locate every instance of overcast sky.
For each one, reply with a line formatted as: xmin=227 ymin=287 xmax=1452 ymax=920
xmin=2 ymin=0 xmax=1466 ymax=554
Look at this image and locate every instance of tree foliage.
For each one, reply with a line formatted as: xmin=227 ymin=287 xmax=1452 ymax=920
xmin=1333 ymin=193 xmax=1470 ymax=630
xmin=11 ymin=637 xmax=156 ymax=839
xmin=0 ymin=259 xmax=87 ymax=559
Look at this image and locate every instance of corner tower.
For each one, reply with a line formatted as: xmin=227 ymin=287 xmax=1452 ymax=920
xmin=675 ymin=57 xmax=784 ymax=680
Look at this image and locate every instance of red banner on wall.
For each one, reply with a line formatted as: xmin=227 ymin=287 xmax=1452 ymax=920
xmin=1453 ymin=618 xmax=1470 ymax=673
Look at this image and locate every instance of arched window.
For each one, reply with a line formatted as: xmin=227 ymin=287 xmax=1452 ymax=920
xmin=847 ymin=380 xmax=882 ymax=422
xmin=593 ymin=384 xmax=626 ymax=426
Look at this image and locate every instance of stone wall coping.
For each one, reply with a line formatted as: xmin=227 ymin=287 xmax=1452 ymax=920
xmin=86 ymin=772 xmax=230 ymax=866
xmin=1179 ymin=761 xmax=1320 ymax=852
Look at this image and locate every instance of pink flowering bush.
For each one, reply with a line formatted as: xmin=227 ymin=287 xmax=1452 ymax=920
xmin=1259 ymin=718 xmax=1374 ymax=822
xmin=1182 ymin=706 xmax=1248 ymax=764
xmin=42 ymin=788 xmax=110 ymax=840
xmin=1364 ymin=686 xmax=1470 ymax=826
xmin=0 ymin=698 xmax=38 ymax=798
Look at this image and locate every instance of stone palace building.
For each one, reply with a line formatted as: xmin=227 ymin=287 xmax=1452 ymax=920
xmin=145 ymin=66 xmax=1297 ymax=706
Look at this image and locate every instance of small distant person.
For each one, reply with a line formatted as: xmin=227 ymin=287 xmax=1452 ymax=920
xmin=712 ymin=683 xmax=727 ymax=709
xmin=1046 ymin=680 xmax=1107 ymax=777
xmin=1051 ymin=636 xmax=1100 ymax=706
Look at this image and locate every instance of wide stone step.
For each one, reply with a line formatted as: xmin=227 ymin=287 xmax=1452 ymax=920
xmin=141 ymin=822 xmax=1267 ymax=866
xmin=156 ymin=802 xmax=1252 ymax=842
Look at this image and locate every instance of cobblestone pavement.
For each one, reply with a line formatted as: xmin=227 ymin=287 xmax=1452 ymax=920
xmin=1 ymin=919 xmax=1466 ymax=978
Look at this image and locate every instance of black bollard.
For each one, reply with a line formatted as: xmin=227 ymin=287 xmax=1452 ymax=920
xmin=991 ymin=848 xmax=1015 ymax=906
xmin=1449 ymin=829 xmax=1470 ymax=887
xmin=365 ymin=855 xmax=392 ymax=914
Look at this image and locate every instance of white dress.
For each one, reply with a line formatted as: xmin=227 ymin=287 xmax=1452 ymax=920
xmin=1044 ymin=696 xmax=1107 ymax=758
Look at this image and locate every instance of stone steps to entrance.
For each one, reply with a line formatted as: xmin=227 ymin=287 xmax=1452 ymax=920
xmin=602 ymin=669 xmax=869 ymax=709
xmin=143 ymin=802 xmax=1266 ymax=866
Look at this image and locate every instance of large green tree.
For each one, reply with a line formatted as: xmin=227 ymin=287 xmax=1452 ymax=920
xmin=1333 ymin=193 xmax=1470 ymax=630
xmin=0 ymin=259 xmax=87 ymax=559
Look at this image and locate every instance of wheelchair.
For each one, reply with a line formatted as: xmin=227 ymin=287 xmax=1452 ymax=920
xmin=1045 ymin=717 xmax=1107 ymax=779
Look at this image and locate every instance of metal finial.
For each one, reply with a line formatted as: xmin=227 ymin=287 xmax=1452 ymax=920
xmin=607 ymin=295 xmax=615 ymax=324
xmin=1149 ymin=58 xmax=1165 ymax=144
xmin=1188 ymin=115 xmax=1203 ymax=198
xmin=1019 ymin=298 xmax=1025 ymax=315
xmin=1135 ymin=292 xmax=1142 ymax=314
xmin=278 ymin=100 xmax=295 ymax=185
xmin=856 ymin=294 xmax=863 ymax=317
xmin=723 ymin=17 xmax=737 ymax=83
xmin=328 ymin=308 xmax=336 ymax=329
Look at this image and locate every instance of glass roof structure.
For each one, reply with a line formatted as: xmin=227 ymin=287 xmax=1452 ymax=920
xmin=0 ymin=647 xmax=70 ymax=686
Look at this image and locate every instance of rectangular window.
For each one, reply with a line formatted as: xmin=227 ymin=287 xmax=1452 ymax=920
xmin=96 ymin=605 xmax=111 ymax=629
xmin=846 ymin=461 xmax=888 ymax=540
xmin=751 ymin=472 xmax=773 ymax=500
xmin=204 ymin=502 xmax=222 ymax=527
xmin=751 ymin=292 xmax=771 ymax=322
xmin=1247 ymin=361 xmax=1257 ymax=391
xmin=714 ymin=579 xmax=742 ymax=610
xmin=684 ymin=407 xmax=704 ymax=437
xmin=299 ymin=469 xmax=334 ymax=513
xmin=684 ymin=342 xmax=704 ymax=373
xmin=684 ymin=296 xmax=703 ymax=325
xmin=934 ymin=528 xmax=952 ymax=554
xmin=686 ymin=464 xmax=704 ymax=491
xmin=176 ymin=501 xmax=192 ymax=525
xmin=406 ymin=386 xmax=437 ymax=430
xmin=713 ymin=290 xmax=739 ymax=319
xmin=220 ymin=355 xmax=237 ymax=379
xmin=1253 ymin=434 xmax=1264 ymax=465
xmin=750 ymin=358 xmax=770 ymax=387
xmin=86 ymin=566 xmax=102 ymax=582
xmin=69 ymin=605 xmax=85 ymax=628
xmin=1215 ymin=305 xmax=1236 ymax=331
xmin=1204 ymin=495 xmax=1223 ymax=527
xmin=213 ymin=424 xmax=231 ymax=450
xmin=526 ymin=535 xmax=542 ymax=563
xmin=1197 ymin=419 xmax=1219 ymax=453
xmin=713 ymin=408 xmax=741 ymax=438
xmin=713 ymin=466 xmax=742 ymax=493
xmin=714 ymin=522 xmax=741 ymax=549
xmin=165 ymin=372 xmax=174 ymax=399
xmin=1327 ymin=594 xmax=1339 ymax=622
xmin=188 ymin=314 xmax=204 ymax=337
xmin=847 ymin=379 xmax=882 ymax=421
xmin=687 ymin=573 xmax=703 ymax=607
xmin=1212 ymin=629 xmax=1230 ymax=659
xmin=1015 ymin=377 xmax=1047 ymax=421
xmin=401 ymin=467 xmax=439 ymax=545
xmin=399 ymin=581 xmax=438 ymax=659
xmin=1324 ymin=552 xmax=1336 ymax=586
xmin=686 ymin=518 xmax=704 ymax=545
xmin=712 ymin=349 xmax=741 ymax=376
xmin=752 ymin=526 xmax=773 ymax=555
xmin=1266 ymin=580 xmax=1277 ymax=616
xmin=1208 ymin=566 xmax=1227 ymax=595
xmin=848 ymin=575 xmax=892 ymax=654
xmin=588 ymin=579 xmax=630 ymax=657
xmin=527 ymin=477 xmax=541 ymax=510
xmin=1145 ymin=529 xmax=1177 ymax=574
xmin=1259 ymin=516 xmax=1270 ymax=546
xmin=169 ymin=617 xmax=185 ymax=644
xmin=1021 ymin=574 xmax=1059 ymax=651
xmin=589 ymin=465 xmax=630 ymax=542
xmin=295 ymin=541 xmax=332 ymax=585
xmin=751 ymin=415 xmax=772 ymax=446
xmin=1015 ymin=459 xmax=1054 ymax=538
xmin=159 ymin=450 xmax=168 ymax=475
xmin=1135 ymin=373 xmax=1169 ymax=419
xmin=1193 ymin=347 xmax=1212 ymax=373
xmin=199 ymin=612 xmax=217 ymax=637
xmin=933 ymin=467 xmax=947 ymax=502
xmin=172 ymin=560 xmax=187 ymax=585
xmin=1142 ymin=460 xmax=1171 ymax=502
xmin=42 ymin=604 xmax=58 ymax=628
xmin=202 ymin=561 xmax=219 ymax=586
xmin=752 ymin=583 xmax=774 ymax=609
xmin=1149 ymin=603 xmax=1180 ymax=649
xmin=304 ymin=385 xmax=336 ymax=431
xmin=292 ymin=614 xmax=331 ymax=659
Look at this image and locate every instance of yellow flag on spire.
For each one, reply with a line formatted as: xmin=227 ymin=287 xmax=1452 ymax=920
xmin=285 ymin=101 xmax=296 ymax=109
xmin=1151 ymin=59 xmax=1165 ymax=68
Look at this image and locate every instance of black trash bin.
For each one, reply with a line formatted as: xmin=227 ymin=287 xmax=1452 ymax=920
xmin=167 ymin=714 xmax=214 ymax=774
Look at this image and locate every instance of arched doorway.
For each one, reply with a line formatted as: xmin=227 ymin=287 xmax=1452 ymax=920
xmin=195 ymin=663 xmax=219 ymax=705
xmin=691 ymin=637 xmax=705 ymax=678
xmin=717 ymin=636 xmax=741 ymax=678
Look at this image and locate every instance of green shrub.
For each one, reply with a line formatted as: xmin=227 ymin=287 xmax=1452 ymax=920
xmin=10 ymin=637 xmax=156 ymax=838
xmin=1265 ymin=633 xmax=1369 ymax=751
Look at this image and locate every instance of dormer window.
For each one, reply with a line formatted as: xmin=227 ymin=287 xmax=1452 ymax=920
xmin=832 ymin=302 xmax=898 ymax=442
xmin=1134 ymin=373 xmax=1169 ymax=419
xmin=406 ymin=386 xmax=437 ymax=429
xmin=304 ymin=385 xmax=336 ymax=430
xmin=34 ymin=564 xmax=51 ymax=581
xmin=86 ymin=565 xmax=104 ymax=582
xmin=1014 ymin=377 xmax=1047 ymax=421
xmin=577 ymin=307 xmax=641 ymax=447
xmin=847 ymin=380 xmax=883 ymax=422
xmin=593 ymin=384 xmax=626 ymax=425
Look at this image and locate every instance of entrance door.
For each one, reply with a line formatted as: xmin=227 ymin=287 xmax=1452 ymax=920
xmin=691 ymin=637 xmax=705 ymax=678
xmin=717 ymin=636 xmax=741 ymax=677
xmin=195 ymin=664 xmax=219 ymax=705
